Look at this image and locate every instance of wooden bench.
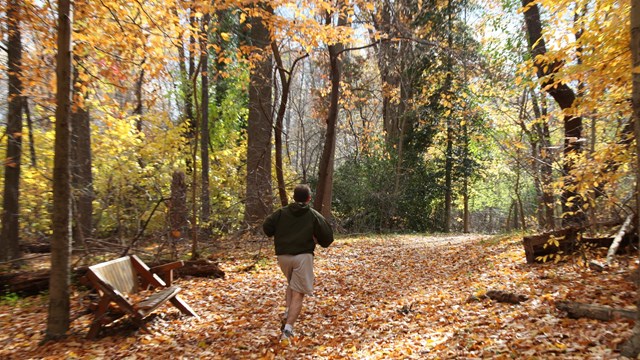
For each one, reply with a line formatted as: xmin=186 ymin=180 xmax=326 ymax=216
xmin=85 ymin=255 xmax=199 ymax=339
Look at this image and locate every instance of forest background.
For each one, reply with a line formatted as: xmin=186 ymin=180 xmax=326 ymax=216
xmin=1 ymin=0 xmax=640 ymax=353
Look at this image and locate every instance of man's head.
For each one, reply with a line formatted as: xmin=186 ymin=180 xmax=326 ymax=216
xmin=293 ymin=184 xmax=312 ymax=203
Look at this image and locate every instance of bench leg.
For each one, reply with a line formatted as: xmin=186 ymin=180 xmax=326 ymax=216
xmin=131 ymin=316 xmax=151 ymax=334
xmin=87 ymin=297 xmax=111 ymax=339
xmin=170 ymin=296 xmax=199 ymax=319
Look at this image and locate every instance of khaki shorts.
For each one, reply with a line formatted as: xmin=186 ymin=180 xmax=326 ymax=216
xmin=277 ymin=253 xmax=314 ymax=295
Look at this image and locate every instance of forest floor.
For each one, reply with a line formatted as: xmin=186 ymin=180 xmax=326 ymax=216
xmin=0 ymin=233 xmax=637 ymax=359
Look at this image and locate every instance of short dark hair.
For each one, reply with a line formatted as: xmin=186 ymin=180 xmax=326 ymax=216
xmin=293 ymin=184 xmax=311 ymax=203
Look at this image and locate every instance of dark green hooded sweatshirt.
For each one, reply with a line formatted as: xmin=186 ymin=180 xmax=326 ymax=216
xmin=262 ymin=202 xmax=334 ymax=255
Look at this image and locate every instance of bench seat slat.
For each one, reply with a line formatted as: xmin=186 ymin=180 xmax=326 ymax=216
xmin=136 ymin=286 xmax=181 ymax=312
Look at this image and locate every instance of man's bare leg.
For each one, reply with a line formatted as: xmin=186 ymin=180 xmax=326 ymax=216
xmin=285 ymin=290 xmax=305 ymax=329
xmin=281 ymin=287 xmax=292 ymax=328
xmin=285 ymin=287 xmax=292 ymax=309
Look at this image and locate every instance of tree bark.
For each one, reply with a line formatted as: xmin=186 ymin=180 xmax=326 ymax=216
xmin=606 ymin=214 xmax=634 ymax=265
xmin=244 ymin=5 xmax=274 ymax=226
xmin=1 ymin=0 xmax=24 ymax=263
xmin=271 ymin=43 xmax=308 ymax=207
xmin=443 ymin=0 xmax=454 ymax=233
xmin=71 ymin=66 xmax=93 ymax=251
xmin=169 ymin=171 xmax=187 ymax=259
xmin=187 ymin=8 xmax=197 ymax=139
xmin=621 ymin=0 xmax=640 ymax=356
xmin=522 ymin=0 xmax=584 ymax=227
xmin=374 ymin=1 xmax=403 ymax=148
xmin=314 ymin=8 xmax=347 ymax=218
xmin=200 ymin=14 xmax=211 ymax=236
xmin=530 ymin=90 xmax=555 ymax=230
xmin=271 ymin=42 xmax=290 ymax=207
xmin=46 ymin=0 xmax=73 ymax=340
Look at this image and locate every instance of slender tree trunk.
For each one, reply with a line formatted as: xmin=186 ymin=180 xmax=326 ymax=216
xmin=314 ymin=9 xmax=347 ymax=217
xmin=272 ymin=43 xmax=308 ymax=207
xmin=522 ymin=0 xmax=583 ymax=227
xmin=70 ymin=66 xmax=93 ymax=251
xmin=169 ymin=170 xmax=188 ymax=259
xmin=200 ymin=14 xmax=211 ymax=236
xmin=1 ymin=0 xmax=24 ymax=263
xmin=462 ymin=117 xmax=470 ymax=233
xmin=24 ymin=98 xmax=36 ymax=167
xmin=244 ymin=5 xmax=274 ymax=225
xmin=134 ymin=64 xmax=145 ymax=132
xmin=621 ymin=0 xmax=640 ymax=356
xmin=530 ymin=90 xmax=554 ymax=229
xmin=272 ymin=42 xmax=290 ymax=207
xmin=375 ymin=1 xmax=402 ymax=148
xmin=443 ymin=0 xmax=454 ymax=233
xmin=187 ymin=8 xmax=196 ymax=138
xmin=214 ymin=10 xmax=230 ymax=109
xmin=46 ymin=0 xmax=73 ymax=339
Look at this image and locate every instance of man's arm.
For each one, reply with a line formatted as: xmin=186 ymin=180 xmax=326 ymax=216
xmin=312 ymin=211 xmax=334 ymax=248
xmin=263 ymin=209 xmax=280 ymax=237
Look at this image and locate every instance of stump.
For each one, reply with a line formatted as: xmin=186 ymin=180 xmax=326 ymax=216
xmin=523 ymin=228 xmax=579 ymax=263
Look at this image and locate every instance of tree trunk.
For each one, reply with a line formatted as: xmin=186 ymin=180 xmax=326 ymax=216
xmin=187 ymin=8 xmax=197 ymax=139
xmin=134 ymin=66 xmax=145 ymax=133
xmin=1 ymin=0 xmax=24 ymax=263
xmin=522 ymin=0 xmax=584 ymax=227
xmin=375 ymin=1 xmax=403 ymax=148
xmin=621 ymin=0 xmax=640 ymax=356
xmin=169 ymin=170 xmax=188 ymax=257
xmin=530 ymin=91 xmax=555 ymax=229
xmin=314 ymin=8 xmax=347 ymax=218
xmin=70 ymin=66 xmax=93 ymax=251
xmin=272 ymin=42 xmax=290 ymax=207
xmin=200 ymin=14 xmax=211 ymax=237
xmin=442 ymin=1 xmax=454 ymax=233
xmin=24 ymin=98 xmax=36 ymax=167
xmin=272 ymin=43 xmax=308 ymax=207
xmin=244 ymin=5 xmax=274 ymax=225
xmin=46 ymin=0 xmax=73 ymax=339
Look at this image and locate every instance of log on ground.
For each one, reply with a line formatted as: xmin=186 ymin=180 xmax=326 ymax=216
xmin=0 ymin=267 xmax=89 ymax=297
xmin=466 ymin=290 xmax=528 ymax=304
xmin=556 ymin=300 xmax=636 ymax=321
xmin=150 ymin=259 xmax=225 ymax=279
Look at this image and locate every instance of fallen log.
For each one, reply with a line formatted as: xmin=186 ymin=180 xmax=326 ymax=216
xmin=175 ymin=259 xmax=225 ymax=279
xmin=466 ymin=290 xmax=528 ymax=304
xmin=20 ymin=242 xmax=51 ymax=254
xmin=148 ymin=258 xmax=225 ymax=279
xmin=1 ymin=257 xmax=225 ymax=297
xmin=0 ymin=267 xmax=89 ymax=297
xmin=607 ymin=214 xmax=635 ymax=265
xmin=556 ymin=300 xmax=636 ymax=321
xmin=486 ymin=290 xmax=528 ymax=304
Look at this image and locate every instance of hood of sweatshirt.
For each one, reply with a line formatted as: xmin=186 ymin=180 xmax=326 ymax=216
xmin=288 ymin=202 xmax=310 ymax=216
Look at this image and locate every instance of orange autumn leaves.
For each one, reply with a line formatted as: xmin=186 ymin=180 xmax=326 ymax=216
xmin=0 ymin=234 xmax=635 ymax=358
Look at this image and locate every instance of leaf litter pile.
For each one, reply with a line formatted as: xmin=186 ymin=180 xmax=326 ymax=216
xmin=0 ymin=234 xmax=636 ymax=359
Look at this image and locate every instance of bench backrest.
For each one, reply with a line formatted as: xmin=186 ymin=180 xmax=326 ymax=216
xmin=88 ymin=256 xmax=138 ymax=295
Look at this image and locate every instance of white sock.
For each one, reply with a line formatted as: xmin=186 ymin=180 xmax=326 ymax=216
xmin=283 ymin=324 xmax=293 ymax=333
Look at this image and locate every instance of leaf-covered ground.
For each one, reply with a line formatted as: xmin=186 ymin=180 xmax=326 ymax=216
xmin=0 ymin=234 xmax=636 ymax=359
